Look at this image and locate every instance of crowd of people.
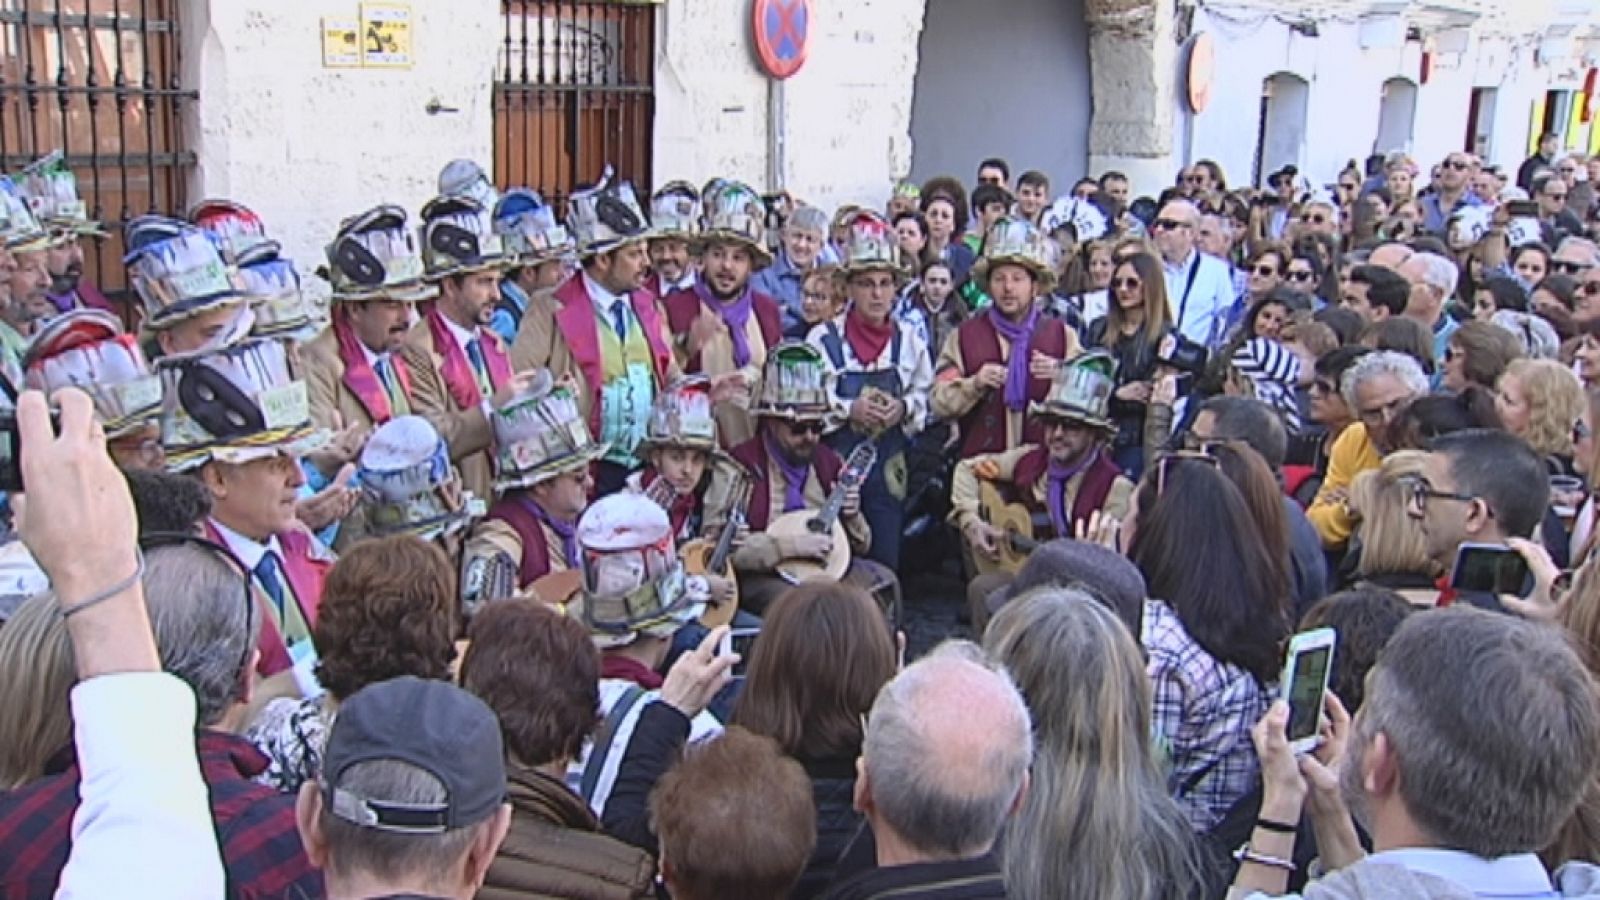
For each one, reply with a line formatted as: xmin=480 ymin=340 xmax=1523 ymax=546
xmin=4 ymin=137 xmax=1600 ymax=899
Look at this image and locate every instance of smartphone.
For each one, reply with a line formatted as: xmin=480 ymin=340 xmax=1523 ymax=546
xmin=1281 ymin=627 xmax=1337 ymax=755
xmin=1449 ymin=543 xmax=1531 ymax=595
xmin=717 ymin=626 xmax=761 ymax=679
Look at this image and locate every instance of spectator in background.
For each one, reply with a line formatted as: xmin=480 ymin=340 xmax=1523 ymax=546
xmin=1497 ymin=357 xmax=1587 ymax=472
xmin=1519 ymin=132 xmax=1562 ymax=190
xmin=1472 ymin=274 xmax=1530 ymax=320
xmin=1152 ymin=199 xmax=1234 ymax=346
xmin=1347 ymin=451 xmax=1441 ymax=605
xmin=975 ymin=157 xmax=1010 ymax=190
xmin=1537 ymin=173 xmax=1587 ymax=246
xmin=1513 ymin=241 xmax=1554 ymax=290
xmin=965 ymin=184 xmax=1015 ymax=256
xmin=1100 ymin=171 xmax=1132 ymax=209
xmin=0 ymin=595 xmax=72 ymax=789
xmin=1442 ymin=319 xmax=1523 ymax=394
xmin=754 ymin=205 xmax=830 ymax=334
xmin=652 ymin=728 xmax=817 ymax=900
xmin=1015 ymin=171 xmax=1050 ymax=225
xmin=824 ymin=643 xmax=1031 ymax=900
xmin=461 ymin=601 xmax=656 ymax=900
xmin=1362 ymin=316 xmax=1436 ymax=376
xmin=1397 ymin=251 xmax=1461 ymax=368
xmin=731 ymin=583 xmax=899 ymax=897
xmin=920 ymin=177 xmax=978 ymax=285
xmin=248 ymin=535 xmax=459 ymax=794
xmin=1340 ymin=264 xmax=1409 ymax=326
xmin=294 ymin=677 xmax=513 ymax=900
xmin=1297 ymin=587 xmax=1413 ymax=710
xmin=1421 ymin=151 xmax=1484 ymax=236
xmin=985 ymin=588 xmax=1203 ymax=899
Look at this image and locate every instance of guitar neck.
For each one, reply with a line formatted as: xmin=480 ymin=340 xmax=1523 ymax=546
xmin=808 ymin=445 xmax=875 ymax=534
xmin=708 ymin=508 xmax=743 ymax=572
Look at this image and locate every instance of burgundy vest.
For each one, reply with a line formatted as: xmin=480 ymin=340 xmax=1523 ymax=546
xmin=955 ymin=314 xmax=1070 ymax=458
xmin=486 ymin=497 xmax=556 ymax=587
xmin=661 ymin=287 xmax=784 ymax=372
xmin=729 ymin=435 xmax=845 ymax=531
xmin=1006 ymin=446 xmax=1124 ymax=539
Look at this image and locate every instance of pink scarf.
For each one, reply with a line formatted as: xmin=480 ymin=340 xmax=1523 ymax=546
xmin=426 ymin=308 xmax=511 ymax=410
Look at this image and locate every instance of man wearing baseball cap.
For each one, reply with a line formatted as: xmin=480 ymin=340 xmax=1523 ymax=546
xmin=296 ymin=676 xmax=512 ymax=900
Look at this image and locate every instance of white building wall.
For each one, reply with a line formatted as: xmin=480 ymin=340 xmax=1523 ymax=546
xmin=652 ymin=0 xmax=925 ymax=212
xmin=181 ymin=0 xmax=500 ymax=293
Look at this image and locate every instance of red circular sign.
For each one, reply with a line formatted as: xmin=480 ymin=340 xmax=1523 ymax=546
xmin=1187 ymin=32 xmax=1215 ymax=114
xmin=754 ymin=0 xmax=812 ymax=81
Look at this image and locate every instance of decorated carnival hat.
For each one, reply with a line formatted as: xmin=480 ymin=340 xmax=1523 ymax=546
xmin=492 ymin=188 xmax=574 ymax=265
xmin=157 ymin=334 xmax=328 ymax=471
xmin=492 ymin=372 xmax=609 ymax=493
xmin=127 ymin=224 xmax=249 ymax=330
xmin=438 ymin=159 xmax=499 ymax=211
xmin=0 ymin=178 xmax=59 ymax=253
xmin=650 ymin=181 xmax=702 ymax=239
xmin=837 ymin=210 xmax=902 ymax=280
xmin=419 ymin=195 xmax=508 ymax=280
xmin=637 ymin=375 xmax=719 ymax=459
xmin=324 ymin=205 xmax=438 ymax=303
xmin=121 ymin=214 xmax=188 ymax=262
xmin=358 ymin=415 xmax=483 ymax=541
xmin=568 ymin=167 xmax=651 ymax=259
xmin=698 ymin=181 xmax=773 ymax=269
xmin=189 ymin=199 xmax=282 ymax=267
xmin=1448 ymin=205 xmax=1493 ymax=251
xmin=973 ymin=215 xmax=1061 ymax=292
xmin=236 ymin=257 xmax=315 ymax=339
xmin=1040 ymin=196 xmax=1110 ymax=244
xmin=21 ymin=310 xmax=162 ymax=438
xmin=752 ymin=341 xmax=832 ymax=421
xmin=13 ymin=151 xmax=105 ymax=237
xmin=1029 ymin=349 xmax=1118 ymax=431
xmin=565 ymin=492 xmax=703 ymax=649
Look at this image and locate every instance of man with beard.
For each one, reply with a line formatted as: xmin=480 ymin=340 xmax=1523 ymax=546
xmin=520 ymin=177 xmax=677 ymax=496
xmin=933 ymin=216 xmax=1079 ymax=461
xmin=1231 ymin=607 xmax=1600 ymax=898
xmin=752 ymin=205 xmax=829 ymax=334
xmin=1420 ymin=151 xmax=1485 ymax=237
xmin=14 ymin=151 xmax=114 ymax=314
xmin=951 ymin=352 xmax=1132 ymax=628
xmin=662 ymin=181 xmax=784 ymax=448
xmin=648 ymin=181 xmax=701 ymax=299
xmin=404 ymin=195 xmax=541 ymax=504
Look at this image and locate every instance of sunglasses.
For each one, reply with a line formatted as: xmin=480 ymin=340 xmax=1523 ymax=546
xmin=785 ymin=420 xmax=827 ymax=436
xmin=1154 ymin=449 xmax=1222 ymax=498
xmin=1252 ymin=264 xmax=1279 ymax=277
xmin=1113 ymin=277 xmax=1142 ymax=291
xmin=1548 ymin=192 xmax=1570 ymax=202
xmin=1287 ymin=270 xmax=1316 ymax=282
xmin=1152 ymin=218 xmax=1189 ymax=232
xmin=1311 ymin=378 xmax=1337 ymax=395
xmin=1553 ymin=260 xmax=1594 ymax=275
xmin=1446 ymin=160 xmax=1471 ymax=170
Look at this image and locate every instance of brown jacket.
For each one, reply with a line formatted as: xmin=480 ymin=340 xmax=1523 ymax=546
xmin=479 ymin=763 xmax=656 ymax=900
xmin=400 ymin=315 xmax=502 ymax=504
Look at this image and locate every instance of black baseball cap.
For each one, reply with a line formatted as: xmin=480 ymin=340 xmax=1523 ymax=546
xmin=321 ymin=676 xmax=506 ymax=834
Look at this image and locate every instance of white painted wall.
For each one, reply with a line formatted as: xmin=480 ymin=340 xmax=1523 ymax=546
xmin=652 ymin=0 xmax=926 ymax=214
xmin=181 ymin=0 xmax=500 ymax=299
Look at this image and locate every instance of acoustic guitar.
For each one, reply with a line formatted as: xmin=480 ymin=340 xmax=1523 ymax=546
xmin=971 ymin=481 xmax=1040 ymax=577
xmin=682 ymin=475 xmax=751 ymax=629
xmin=770 ymin=443 xmax=877 ymax=584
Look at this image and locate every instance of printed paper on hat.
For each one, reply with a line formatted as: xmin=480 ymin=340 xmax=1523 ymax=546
xmin=260 ymin=381 xmax=311 ymax=431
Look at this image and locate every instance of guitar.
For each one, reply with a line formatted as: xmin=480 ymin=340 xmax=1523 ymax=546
xmin=971 ymin=481 xmax=1040 ymax=577
xmin=683 ymin=474 xmax=750 ymax=629
xmin=770 ymin=443 xmax=877 ymax=584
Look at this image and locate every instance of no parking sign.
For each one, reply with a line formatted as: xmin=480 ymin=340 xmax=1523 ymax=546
xmin=753 ymin=0 xmax=812 ymax=80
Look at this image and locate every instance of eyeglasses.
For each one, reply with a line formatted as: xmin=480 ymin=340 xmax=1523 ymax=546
xmin=785 ymin=420 xmax=826 ymax=436
xmin=1547 ymin=192 xmax=1569 ymax=202
xmin=1445 ymin=160 xmax=1471 ymax=171
xmin=1154 ymin=449 xmax=1222 ymax=497
xmin=1041 ymin=417 xmax=1084 ymax=434
xmin=1401 ymin=475 xmax=1484 ymax=516
xmin=138 ymin=532 xmax=257 ymax=691
xmin=1152 ymin=218 xmax=1189 ymax=232
xmin=1357 ymin=396 xmax=1409 ymax=425
xmin=1287 ymin=270 xmax=1316 ymax=283
xmin=1560 ymin=167 xmax=1578 ymax=175
xmin=1552 ymin=260 xmax=1594 ymax=275
xmin=1311 ymin=378 xmax=1337 ymax=395
xmin=1252 ymin=265 xmax=1279 ymax=277
xmin=1113 ymin=277 xmax=1142 ymax=291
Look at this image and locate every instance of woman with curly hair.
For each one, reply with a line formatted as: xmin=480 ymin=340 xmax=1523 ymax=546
xmin=919 ymin=175 xmax=977 ymax=284
xmin=1497 ymin=357 xmax=1587 ymax=473
xmin=245 ymin=534 xmax=458 ymax=792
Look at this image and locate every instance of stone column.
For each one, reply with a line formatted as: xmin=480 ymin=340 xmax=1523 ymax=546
xmin=1085 ymin=0 xmax=1180 ymax=193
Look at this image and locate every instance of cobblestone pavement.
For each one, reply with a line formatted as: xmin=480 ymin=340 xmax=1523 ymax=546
xmin=898 ymin=525 xmax=974 ymax=659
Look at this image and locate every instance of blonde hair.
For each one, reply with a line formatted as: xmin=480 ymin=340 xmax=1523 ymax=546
xmin=1503 ymin=358 xmax=1586 ymax=459
xmin=984 ymin=588 xmax=1200 ymax=899
xmin=0 ymin=594 xmax=75 ymax=789
xmin=1351 ymin=450 xmax=1438 ymax=580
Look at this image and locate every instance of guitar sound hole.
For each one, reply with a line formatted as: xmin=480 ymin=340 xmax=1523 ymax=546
xmin=806 ymin=518 xmax=827 ymax=534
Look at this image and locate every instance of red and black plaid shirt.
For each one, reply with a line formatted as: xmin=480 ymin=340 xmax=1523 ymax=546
xmin=0 ymin=730 xmax=323 ymax=899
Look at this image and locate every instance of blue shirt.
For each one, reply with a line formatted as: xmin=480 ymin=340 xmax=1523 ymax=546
xmin=488 ymin=280 xmax=529 ymax=344
xmin=751 ymin=250 xmax=810 ymax=335
xmin=1421 ymin=190 xmax=1486 ymax=237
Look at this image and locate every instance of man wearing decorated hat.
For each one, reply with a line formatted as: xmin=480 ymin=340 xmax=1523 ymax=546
xmin=460 ymin=378 xmax=607 ymax=612
xmin=951 ymin=351 xmax=1133 ymax=625
xmin=489 ymin=188 xmax=574 ymax=344
xmin=558 ymin=491 xmax=722 ymax=818
xmin=355 ymin=414 xmax=482 ymax=554
xmin=932 ymin=215 xmax=1081 ymax=462
xmin=0 ymin=178 xmax=68 ymax=383
xmin=648 ymin=181 xmax=702 ymax=299
xmin=403 ymin=195 xmax=541 ymax=504
xmin=191 ymin=199 xmax=315 ymax=341
xmin=124 ymin=217 xmax=253 ymax=358
xmin=662 ymin=181 xmax=785 ymax=448
xmin=22 ymin=309 xmax=166 ymax=470
xmin=807 ymin=210 xmax=934 ymax=571
xmin=13 ymin=151 xmax=115 ymax=315
xmin=160 ymin=330 xmax=335 ymax=705
xmin=523 ymin=172 xmax=677 ymax=496
xmin=727 ymin=341 xmax=894 ymax=617
xmin=752 ymin=204 xmax=829 ymax=335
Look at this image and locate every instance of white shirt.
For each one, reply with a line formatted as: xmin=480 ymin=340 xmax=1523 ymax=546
xmin=58 ymin=672 xmax=224 ymax=900
xmin=583 ymin=271 xmax=629 ymax=323
xmin=437 ymin=308 xmax=482 ymax=360
xmin=209 ymin=517 xmax=283 ymax=580
xmin=655 ymin=270 xmax=696 ymax=296
xmin=1163 ymin=249 xmax=1234 ymax=347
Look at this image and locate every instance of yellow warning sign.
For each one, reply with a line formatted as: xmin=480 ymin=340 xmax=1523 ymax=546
xmin=361 ymin=3 xmax=413 ymax=69
xmin=322 ymin=17 xmax=361 ymax=68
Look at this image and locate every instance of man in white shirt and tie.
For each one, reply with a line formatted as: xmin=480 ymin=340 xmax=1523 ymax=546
xmin=1152 ymin=199 xmax=1235 ymax=348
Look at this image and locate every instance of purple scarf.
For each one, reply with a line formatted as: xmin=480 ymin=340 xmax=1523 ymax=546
xmin=988 ymin=304 xmax=1040 ymax=412
xmin=764 ymin=433 xmax=810 ymax=513
xmin=525 ymin=497 xmax=580 ymax=568
xmin=694 ymin=274 xmax=756 ymax=368
xmin=1046 ymin=448 xmax=1100 ymax=538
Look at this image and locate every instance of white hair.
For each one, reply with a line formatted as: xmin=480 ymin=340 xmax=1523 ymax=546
xmin=1409 ymin=252 xmax=1459 ymax=298
xmin=1341 ymin=350 xmax=1428 ymax=410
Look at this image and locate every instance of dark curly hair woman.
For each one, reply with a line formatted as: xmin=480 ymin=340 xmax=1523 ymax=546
xmin=244 ymin=534 xmax=458 ymax=791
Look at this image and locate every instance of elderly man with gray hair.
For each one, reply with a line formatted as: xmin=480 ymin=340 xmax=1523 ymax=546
xmin=825 ymin=641 xmax=1033 ymax=900
xmin=1397 ymin=251 xmax=1460 ymax=372
xmin=753 ymin=205 xmax=830 ymax=335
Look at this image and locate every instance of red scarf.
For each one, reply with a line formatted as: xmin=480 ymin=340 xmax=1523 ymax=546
xmin=333 ymin=310 xmax=412 ymax=424
xmin=844 ymin=308 xmax=894 ymax=363
xmin=425 ymin=307 xmax=511 ymax=411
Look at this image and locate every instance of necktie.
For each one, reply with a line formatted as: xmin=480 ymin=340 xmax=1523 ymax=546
xmin=465 ymin=337 xmax=493 ymax=399
xmin=611 ymin=300 xmax=629 ymax=341
xmin=254 ymin=552 xmax=287 ymax=622
xmin=374 ymin=356 xmax=409 ymax=416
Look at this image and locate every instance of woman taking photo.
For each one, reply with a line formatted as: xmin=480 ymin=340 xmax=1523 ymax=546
xmin=731 ymin=582 xmax=899 ymax=898
xmin=985 ymin=588 xmax=1203 ymax=899
xmin=1087 ymin=252 xmax=1174 ymax=479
